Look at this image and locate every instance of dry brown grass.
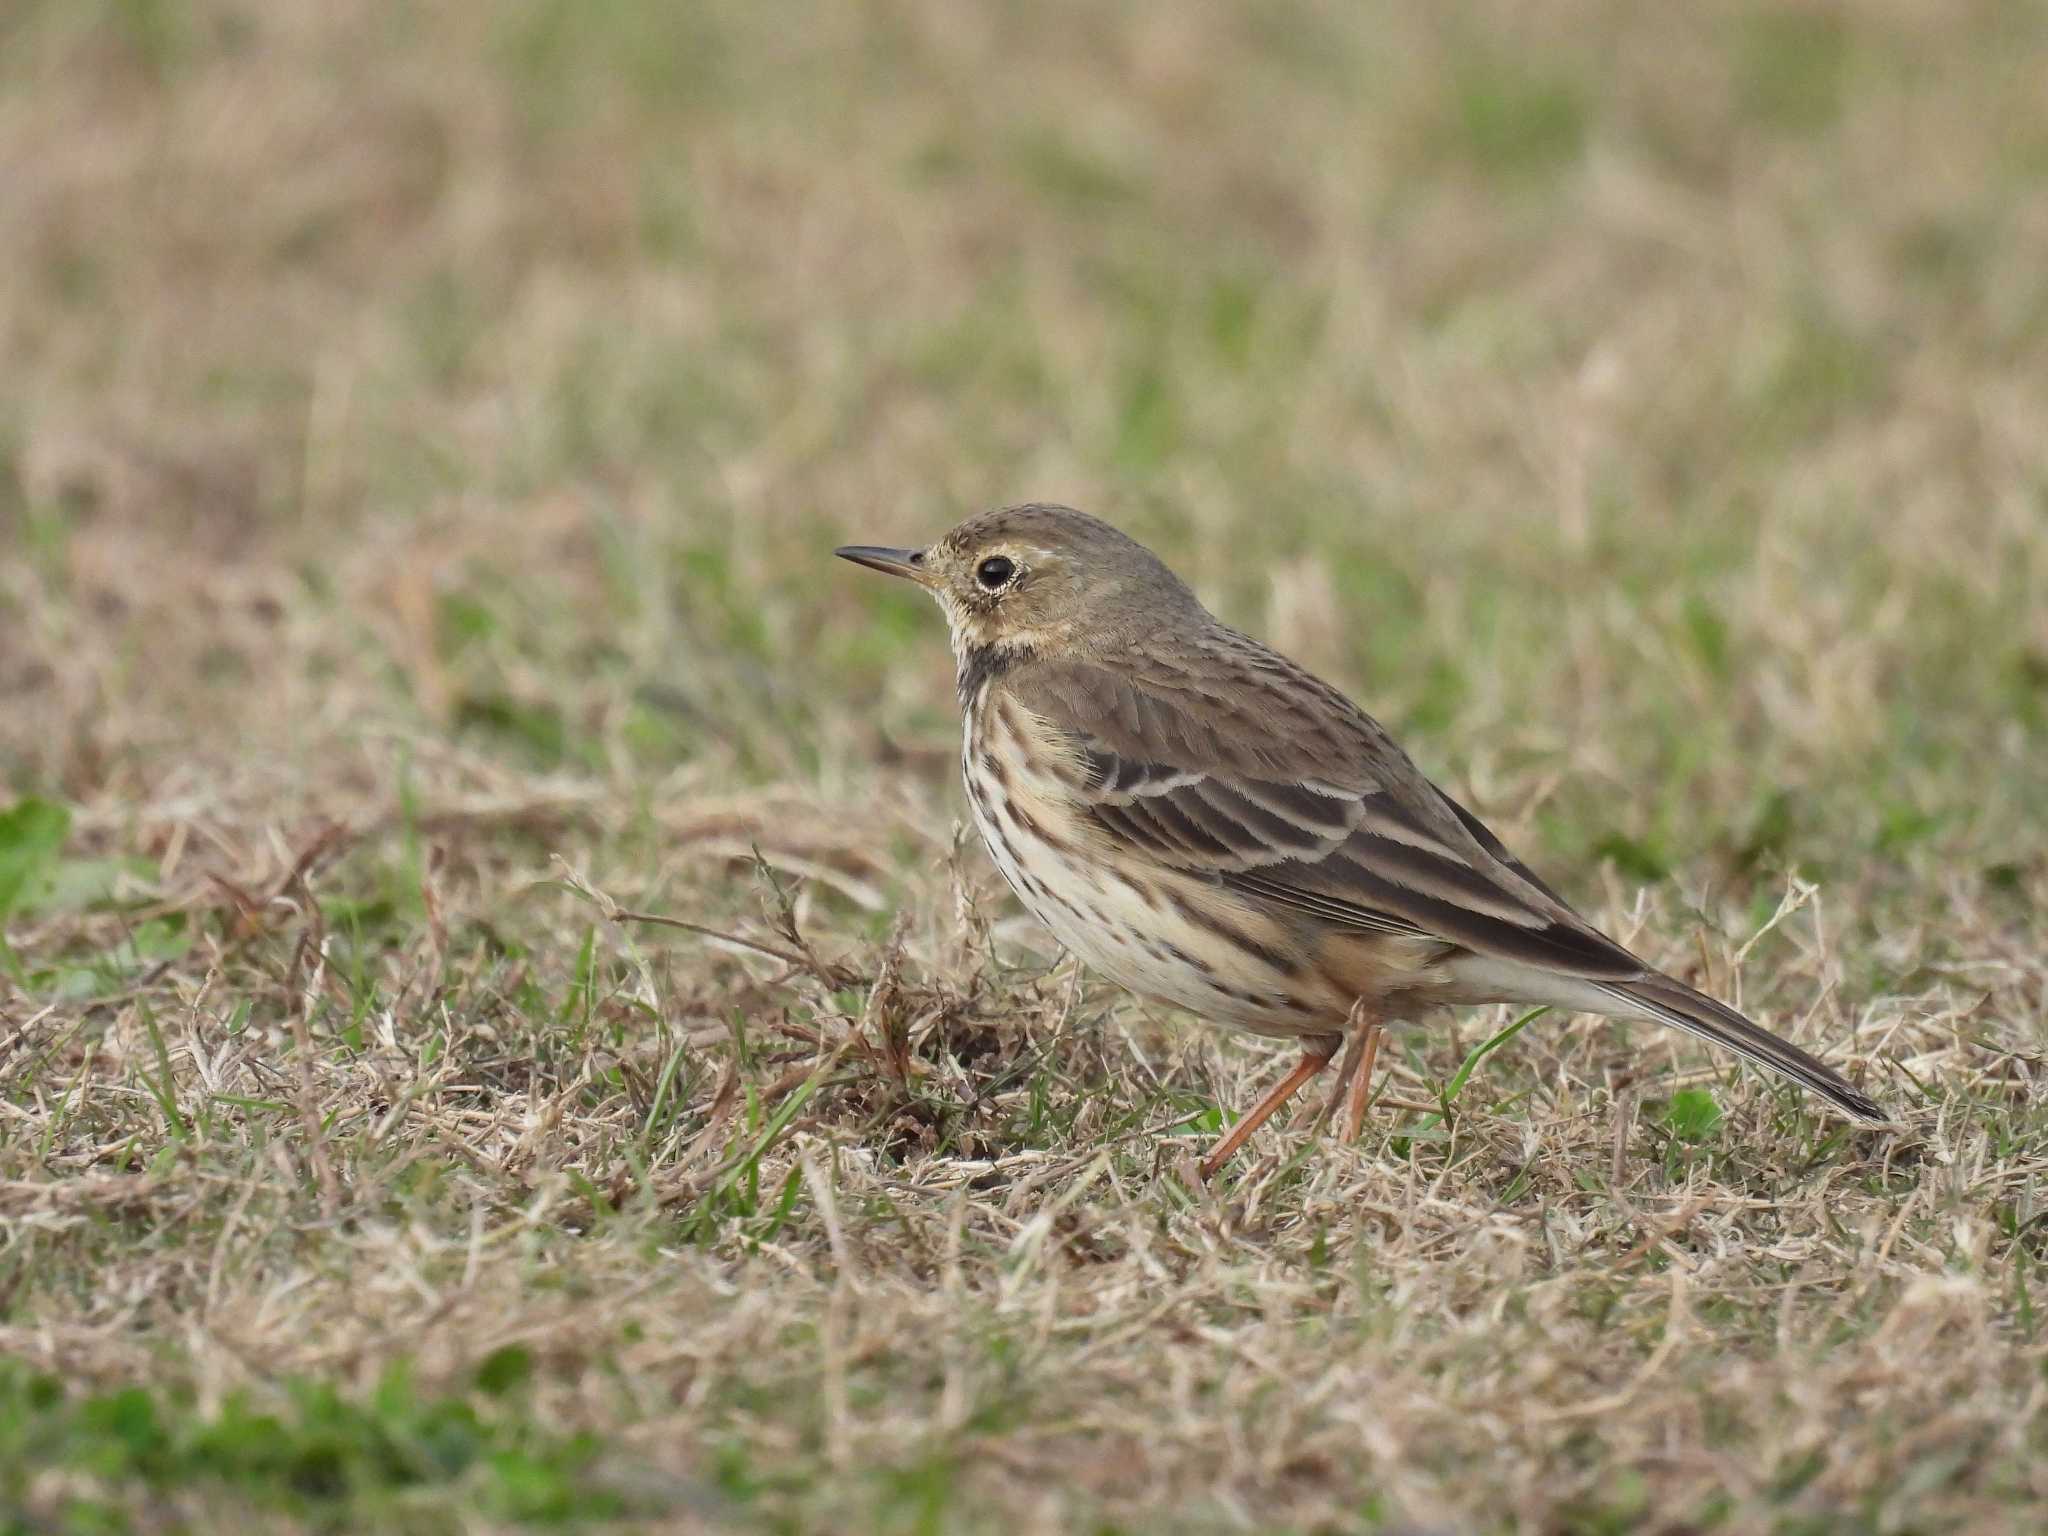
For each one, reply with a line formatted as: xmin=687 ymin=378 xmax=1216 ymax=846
xmin=3 ymin=1 xmax=2047 ymax=1531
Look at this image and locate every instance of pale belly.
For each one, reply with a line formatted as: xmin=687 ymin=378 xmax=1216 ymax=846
xmin=960 ymin=705 xmax=1340 ymax=1038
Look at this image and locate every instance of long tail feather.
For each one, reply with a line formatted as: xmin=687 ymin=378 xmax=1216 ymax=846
xmin=1599 ymin=977 xmax=1887 ymax=1123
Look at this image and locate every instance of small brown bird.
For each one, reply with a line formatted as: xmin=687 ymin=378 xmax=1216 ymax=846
xmin=838 ymin=505 xmax=1885 ymax=1176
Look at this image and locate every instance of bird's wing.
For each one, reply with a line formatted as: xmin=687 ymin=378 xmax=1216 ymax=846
xmin=1006 ymin=654 xmax=1644 ymax=980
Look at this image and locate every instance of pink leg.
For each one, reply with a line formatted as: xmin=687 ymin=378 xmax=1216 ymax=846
xmin=1198 ymin=1039 xmax=1339 ymax=1180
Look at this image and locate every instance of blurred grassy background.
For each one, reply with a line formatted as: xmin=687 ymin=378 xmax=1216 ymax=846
xmin=3 ymin=2 xmax=2047 ymax=1532
xmin=7 ymin=0 xmax=2044 ymax=876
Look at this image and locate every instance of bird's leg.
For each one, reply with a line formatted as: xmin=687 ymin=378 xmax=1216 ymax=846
xmin=1198 ymin=1036 xmax=1340 ymax=1180
xmin=1309 ymin=1007 xmax=1377 ymax=1136
xmin=1340 ymin=1012 xmax=1385 ymax=1145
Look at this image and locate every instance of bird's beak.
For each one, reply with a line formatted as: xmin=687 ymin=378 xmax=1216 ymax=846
xmin=834 ymin=545 xmax=929 ymax=585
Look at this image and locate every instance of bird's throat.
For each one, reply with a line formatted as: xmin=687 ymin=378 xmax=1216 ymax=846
xmin=956 ymin=641 xmax=1025 ymax=710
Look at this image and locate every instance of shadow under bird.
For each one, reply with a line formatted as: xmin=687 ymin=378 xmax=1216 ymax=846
xmin=837 ymin=505 xmax=1887 ymax=1176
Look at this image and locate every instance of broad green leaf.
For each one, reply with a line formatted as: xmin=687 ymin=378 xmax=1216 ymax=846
xmin=1665 ymin=1087 xmax=1724 ymax=1143
xmin=0 ymin=798 xmax=71 ymax=920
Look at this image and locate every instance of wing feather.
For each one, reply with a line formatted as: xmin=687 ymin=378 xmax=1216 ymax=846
xmin=1005 ymin=656 xmax=1643 ymax=981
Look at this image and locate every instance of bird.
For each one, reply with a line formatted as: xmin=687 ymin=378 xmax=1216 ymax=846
xmin=836 ymin=504 xmax=1887 ymax=1177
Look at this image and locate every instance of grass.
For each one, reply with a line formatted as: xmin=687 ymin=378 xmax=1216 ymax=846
xmin=3 ymin=0 xmax=2047 ymax=1530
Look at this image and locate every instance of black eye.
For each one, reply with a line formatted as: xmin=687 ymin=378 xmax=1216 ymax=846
xmin=975 ymin=556 xmax=1016 ymax=590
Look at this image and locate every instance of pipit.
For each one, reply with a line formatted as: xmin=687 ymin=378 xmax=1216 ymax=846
xmin=837 ymin=505 xmax=1886 ymax=1176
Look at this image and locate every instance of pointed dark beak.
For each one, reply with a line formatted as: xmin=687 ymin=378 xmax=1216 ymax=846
xmin=834 ymin=545 xmax=929 ymax=584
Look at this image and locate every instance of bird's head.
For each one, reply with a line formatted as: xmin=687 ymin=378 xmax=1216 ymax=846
xmin=835 ymin=503 xmax=1199 ymax=664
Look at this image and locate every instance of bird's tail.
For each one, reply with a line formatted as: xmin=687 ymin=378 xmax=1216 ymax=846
xmin=1596 ymin=976 xmax=1888 ymax=1124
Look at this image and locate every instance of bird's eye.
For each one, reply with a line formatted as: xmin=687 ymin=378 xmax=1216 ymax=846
xmin=975 ymin=555 xmax=1016 ymax=590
